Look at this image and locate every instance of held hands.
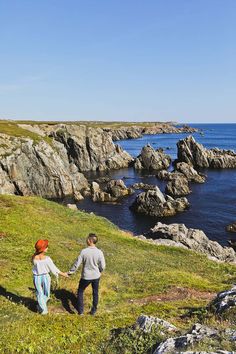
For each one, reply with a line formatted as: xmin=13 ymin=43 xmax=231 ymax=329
xmin=60 ymin=272 xmax=69 ymax=278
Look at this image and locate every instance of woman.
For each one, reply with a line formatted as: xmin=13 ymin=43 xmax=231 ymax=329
xmin=32 ymin=239 xmax=68 ymax=314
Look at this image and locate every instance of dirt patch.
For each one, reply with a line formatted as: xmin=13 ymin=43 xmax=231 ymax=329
xmin=130 ymin=286 xmax=216 ymax=305
xmin=0 ymin=232 xmax=7 ymax=239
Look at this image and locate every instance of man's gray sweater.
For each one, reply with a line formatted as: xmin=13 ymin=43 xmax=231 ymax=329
xmin=68 ymin=246 xmax=106 ymax=280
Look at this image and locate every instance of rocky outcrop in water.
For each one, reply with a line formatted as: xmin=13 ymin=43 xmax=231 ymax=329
xmin=145 ymin=222 xmax=236 ymax=263
xmin=226 ymin=222 xmax=236 ymax=233
xmin=130 ymin=187 xmax=189 ymax=217
xmin=165 ymin=175 xmax=191 ymax=197
xmin=175 ymin=162 xmax=206 ymax=183
xmin=0 ymin=134 xmax=88 ymax=199
xmin=177 ymin=136 xmax=236 ymax=168
xmin=156 ymin=164 xmax=205 ymax=187
xmin=134 ymin=145 xmax=171 ymax=171
xmin=132 ymin=182 xmax=157 ymax=190
xmin=50 ymin=124 xmax=133 ymax=172
xmin=91 ymin=179 xmax=133 ymax=202
xmin=105 ymin=179 xmax=134 ymax=198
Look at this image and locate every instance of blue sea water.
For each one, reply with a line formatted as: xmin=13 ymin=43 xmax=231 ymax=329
xmin=78 ymin=124 xmax=236 ymax=246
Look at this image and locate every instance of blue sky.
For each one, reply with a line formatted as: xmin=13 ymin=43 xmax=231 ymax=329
xmin=0 ymin=0 xmax=236 ymax=123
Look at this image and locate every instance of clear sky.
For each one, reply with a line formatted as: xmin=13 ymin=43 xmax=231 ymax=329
xmin=0 ymin=0 xmax=236 ymax=123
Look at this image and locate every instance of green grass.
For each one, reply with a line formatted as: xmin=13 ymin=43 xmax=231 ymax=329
xmin=0 ymin=195 xmax=235 ymax=353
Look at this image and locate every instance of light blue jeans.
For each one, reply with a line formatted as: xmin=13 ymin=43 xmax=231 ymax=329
xmin=33 ymin=274 xmax=51 ymax=314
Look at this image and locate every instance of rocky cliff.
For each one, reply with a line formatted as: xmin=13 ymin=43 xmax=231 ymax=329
xmin=0 ymin=123 xmax=134 ymax=198
xmin=0 ymin=133 xmax=88 ymax=199
xmin=104 ymin=123 xmax=198 ymax=141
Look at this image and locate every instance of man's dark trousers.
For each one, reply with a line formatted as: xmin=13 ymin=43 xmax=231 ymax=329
xmin=77 ymin=278 xmax=100 ymax=314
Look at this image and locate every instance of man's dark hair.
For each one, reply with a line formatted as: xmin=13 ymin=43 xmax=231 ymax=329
xmin=87 ymin=233 xmax=98 ymax=244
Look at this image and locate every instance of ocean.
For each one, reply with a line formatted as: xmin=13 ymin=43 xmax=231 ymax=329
xmin=78 ymin=124 xmax=236 ymax=246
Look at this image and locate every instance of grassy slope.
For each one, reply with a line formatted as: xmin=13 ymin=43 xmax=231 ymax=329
xmin=0 ymin=195 xmax=235 ymax=353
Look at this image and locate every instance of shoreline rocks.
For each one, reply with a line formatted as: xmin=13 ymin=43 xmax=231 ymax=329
xmin=177 ymin=136 xmax=236 ymax=168
xmin=144 ymin=222 xmax=236 ymax=263
xmin=130 ymin=187 xmax=190 ymax=217
xmin=91 ymin=179 xmax=133 ymax=202
xmin=165 ymin=175 xmax=191 ymax=197
xmin=134 ymin=144 xmax=171 ymax=171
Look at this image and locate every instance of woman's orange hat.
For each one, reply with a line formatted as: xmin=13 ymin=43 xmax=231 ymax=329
xmin=35 ymin=239 xmax=49 ymax=253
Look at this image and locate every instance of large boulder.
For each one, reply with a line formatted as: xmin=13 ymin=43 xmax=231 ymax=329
xmin=130 ymin=187 xmax=189 ymax=217
xmin=134 ymin=145 xmax=171 ymax=171
xmin=209 ymin=285 xmax=236 ymax=314
xmin=145 ymin=222 xmax=236 ymax=263
xmin=165 ymin=175 xmax=191 ymax=197
xmin=177 ymin=136 xmax=236 ymax=168
xmin=135 ymin=315 xmax=177 ymax=333
xmin=153 ymin=323 xmax=217 ymax=354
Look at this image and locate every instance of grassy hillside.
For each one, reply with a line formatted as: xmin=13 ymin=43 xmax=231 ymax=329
xmin=0 ymin=195 xmax=235 ymax=353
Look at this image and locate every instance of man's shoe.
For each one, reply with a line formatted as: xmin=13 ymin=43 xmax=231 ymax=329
xmin=89 ymin=310 xmax=96 ymax=316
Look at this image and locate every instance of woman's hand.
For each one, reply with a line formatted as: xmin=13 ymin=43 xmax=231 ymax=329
xmin=60 ymin=272 xmax=69 ymax=278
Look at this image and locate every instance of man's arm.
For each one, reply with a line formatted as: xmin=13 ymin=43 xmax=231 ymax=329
xmin=68 ymin=253 xmax=83 ymax=275
xmin=98 ymin=251 xmax=106 ymax=273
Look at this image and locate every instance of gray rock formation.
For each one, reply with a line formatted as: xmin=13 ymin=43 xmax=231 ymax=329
xmin=209 ymin=285 xmax=236 ymax=314
xmin=105 ymin=179 xmax=134 ymax=198
xmin=134 ymin=145 xmax=171 ymax=171
xmin=177 ymin=136 xmax=236 ymax=168
xmin=175 ymin=162 xmax=206 ymax=183
xmin=226 ymin=222 xmax=236 ymax=233
xmin=135 ymin=315 xmax=177 ymax=333
xmin=51 ymin=125 xmax=133 ymax=171
xmin=103 ymin=126 xmax=143 ymax=141
xmin=103 ymin=123 xmax=198 ymax=141
xmin=145 ymin=222 xmax=236 ymax=263
xmin=132 ymin=182 xmax=157 ymax=190
xmin=165 ymin=175 xmax=191 ymax=197
xmin=153 ymin=323 xmax=217 ymax=354
xmin=156 ymin=170 xmax=181 ymax=181
xmin=130 ymin=187 xmax=189 ymax=217
xmin=0 ymin=134 xmax=88 ymax=199
xmin=91 ymin=179 xmax=133 ymax=202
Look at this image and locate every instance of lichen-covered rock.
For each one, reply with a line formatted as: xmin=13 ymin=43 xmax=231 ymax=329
xmin=130 ymin=187 xmax=189 ymax=217
xmin=135 ymin=315 xmax=177 ymax=333
xmin=146 ymin=222 xmax=236 ymax=263
xmin=153 ymin=324 xmax=217 ymax=354
xmin=134 ymin=144 xmax=171 ymax=171
xmin=165 ymin=175 xmax=191 ymax=197
xmin=177 ymin=136 xmax=236 ymax=168
xmin=209 ymin=285 xmax=236 ymax=314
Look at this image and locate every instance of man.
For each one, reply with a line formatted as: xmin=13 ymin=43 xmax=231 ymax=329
xmin=68 ymin=233 xmax=105 ymax=315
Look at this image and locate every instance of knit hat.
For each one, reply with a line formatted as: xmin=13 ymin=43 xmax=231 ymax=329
xmin=35 ymin=239 xmax=49 ymax=253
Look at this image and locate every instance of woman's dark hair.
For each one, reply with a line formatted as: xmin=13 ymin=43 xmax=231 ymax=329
xmin=87 ymin=233 xmax=98 ymax=244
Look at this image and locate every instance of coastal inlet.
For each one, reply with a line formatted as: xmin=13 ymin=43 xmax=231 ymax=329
xmin=78 ymin=124 xmax=236 ymax=246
